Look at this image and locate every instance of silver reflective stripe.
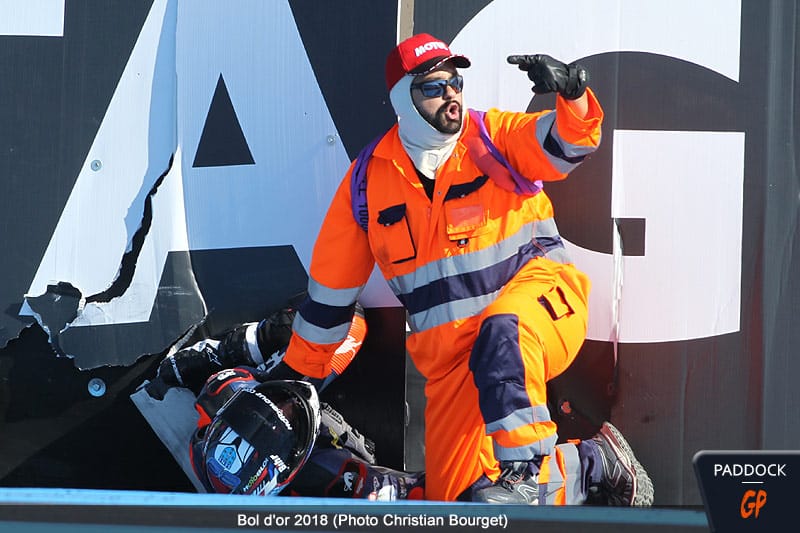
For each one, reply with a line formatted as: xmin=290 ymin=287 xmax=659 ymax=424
xmin=293 ymin=313 xmax=351 ymax=345
xmin=485 ymin=405 xmax=553 ymax=434
xmin=406 ymin=290 xmax=500 ymax=332
xmin=544 ymin=246 xmax=571 ymax=264
xmin=556 ymin=443 xmax=585 ymax=505
xmin=535 ymin=218 xmax=571 ymax=263
xmin=534 ymin=217 xmax=561 ymax=238
xmin=540 ymin=482 xmax=564 ymax=505
xmin=244 ymin=322 xmax=264 ymax=365
xmin=535 ymin=111 xmax=597 ymax=174
xmin=388 ymin=218 xmax=562 ymax=297
xmin=387 ymin=222 xmax=534 ymax=295
xmin=492 ymin=433 xmax=558 ymax=461
xmin=308 ymin=277 xmax=364 ymax=307
xmin=540 ymin=459 xmax=566 ymax=505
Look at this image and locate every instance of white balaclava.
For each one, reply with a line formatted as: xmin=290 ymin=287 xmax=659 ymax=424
xmin=389 ymin=74 xmax=464 ymax=179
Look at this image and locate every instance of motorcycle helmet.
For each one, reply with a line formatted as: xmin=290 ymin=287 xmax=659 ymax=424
xmin=194 ymin=366 xmax=260 ymax=428
xmin=198 ymin=379 xmax=320 ymax=496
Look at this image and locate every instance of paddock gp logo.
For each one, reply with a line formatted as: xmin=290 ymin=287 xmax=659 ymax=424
xmin=694 ymin=451 xmax=799 ymax=532
xmin=714 ymin=462 xmax=786 ymax=520
xmin=740 ymin=489 xmax=767 ymax=520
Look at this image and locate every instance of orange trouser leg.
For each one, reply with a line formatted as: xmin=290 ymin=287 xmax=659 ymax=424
xmin=469 ymin=260 xmax=589 ymax=462
xmin=537 ymin=442 xmax=586 ymax=505
xmin=416 ymin=261 xmax=589 ymax=502
xmin=422 ymin=357 xmax=499 ymax=501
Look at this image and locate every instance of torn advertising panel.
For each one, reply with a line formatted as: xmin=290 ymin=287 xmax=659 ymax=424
xmin=0 ymin=0 xmax=403 ymax=489
xmin=18 ymin=0 xmax=198 ymax=368
xmin=16 ymin=0 xmax=361 ymax=368
xmin=0 ymin=0 xmax=153 ymax=352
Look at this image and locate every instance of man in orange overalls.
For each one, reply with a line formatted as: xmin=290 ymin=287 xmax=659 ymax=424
xmin=275 ymin=33 xmax=654 ymax=505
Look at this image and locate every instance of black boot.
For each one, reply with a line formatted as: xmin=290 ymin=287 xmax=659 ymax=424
xmin=590 ymin=422 xmax=654 ymax=506
xmin=472 ymin=461 xmax=540 ymax=504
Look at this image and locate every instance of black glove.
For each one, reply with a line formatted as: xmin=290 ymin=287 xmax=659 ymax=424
xmin=262 ymin=359 xmax=329 ymax=392
xmin=507 ymin=54 xmax=588 ymax=100
xmin=154 ymin=340 xmax=229 ymax=394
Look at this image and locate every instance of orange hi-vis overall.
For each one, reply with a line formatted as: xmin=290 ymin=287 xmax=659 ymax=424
xmin=284 ymin=90 xmax=603 ymax=502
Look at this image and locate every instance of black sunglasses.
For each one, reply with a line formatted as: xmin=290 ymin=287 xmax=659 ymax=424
xmin=411 ymin=75 xmax=464 ymax=98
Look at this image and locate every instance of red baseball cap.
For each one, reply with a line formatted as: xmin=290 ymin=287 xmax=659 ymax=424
xmin=385 ymin=33 xmax=470 ymax=90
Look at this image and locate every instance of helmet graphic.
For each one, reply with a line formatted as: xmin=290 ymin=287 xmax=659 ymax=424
xmin=199 ymin=380 xmax=320 ymax=495
xmin=194 ymin=367 xmax=260 ymax=428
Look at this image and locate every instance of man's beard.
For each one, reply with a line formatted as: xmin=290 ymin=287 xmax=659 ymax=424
xmin=421 ymin=101 xmax=462 ymax=134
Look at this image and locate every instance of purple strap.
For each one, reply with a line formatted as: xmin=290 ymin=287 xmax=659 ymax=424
xmin=469 ymin=109 xmax=542 ymax=195
xmin=350 ymin=135 xmax=382 ymax=232
xmin=350 ymin=110 xmax=542 ymax=232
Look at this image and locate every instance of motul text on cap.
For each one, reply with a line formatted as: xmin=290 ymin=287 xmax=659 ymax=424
xmin=385 ymin=33 xmax=471 ymax=90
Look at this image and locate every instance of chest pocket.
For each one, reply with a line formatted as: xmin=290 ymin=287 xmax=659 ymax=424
xmin=375 ymin=203 xmax=416 ymax=264
xmin=444 ymin=175 xmax=491 ymax=243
